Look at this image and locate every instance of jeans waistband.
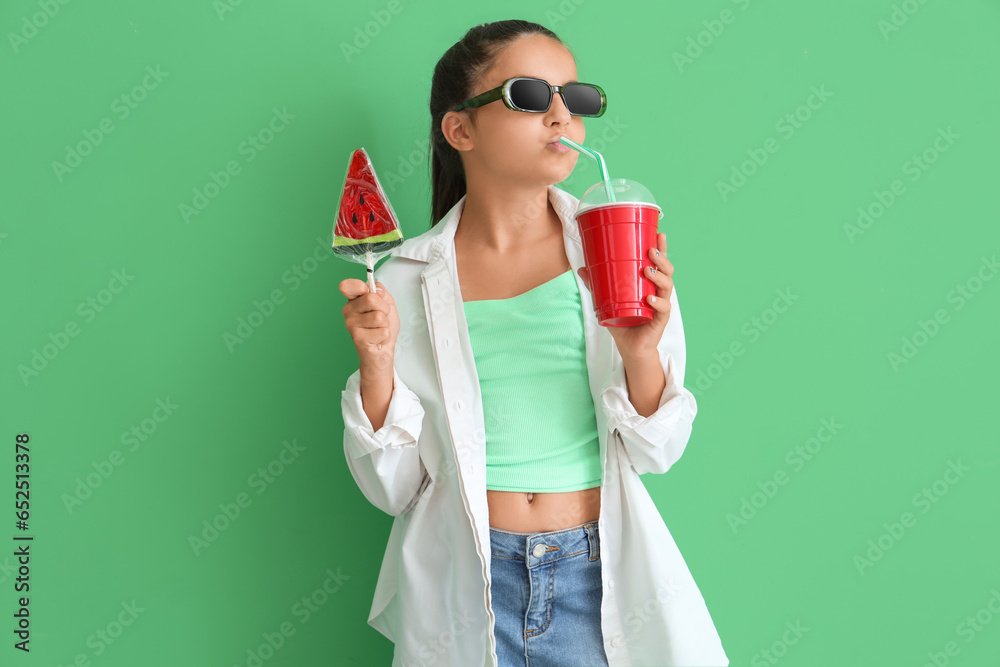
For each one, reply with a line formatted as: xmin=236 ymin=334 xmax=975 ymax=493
xmin=489 ymin=521 xmax=600 ymax=564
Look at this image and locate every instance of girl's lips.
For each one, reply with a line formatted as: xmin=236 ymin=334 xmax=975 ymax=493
xmin=548 ymin=141 xmax=571 ymax=152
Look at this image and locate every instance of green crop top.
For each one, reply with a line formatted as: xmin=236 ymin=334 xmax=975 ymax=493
xmin=462 ymin=269 xmax=603 ymax=493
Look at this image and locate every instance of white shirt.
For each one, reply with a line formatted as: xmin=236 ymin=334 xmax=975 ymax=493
xmin=341 ymin=184 xmax=730 ymax=666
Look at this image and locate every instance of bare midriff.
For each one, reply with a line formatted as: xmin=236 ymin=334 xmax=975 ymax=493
xmin=456 ymin=203 xmax=602 ymax=533
xmin=486 ymin=487 xmax=601 ymax=532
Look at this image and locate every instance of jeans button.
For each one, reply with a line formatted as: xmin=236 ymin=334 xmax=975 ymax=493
xmin=532 ymin=543 xmax=546 ymax=558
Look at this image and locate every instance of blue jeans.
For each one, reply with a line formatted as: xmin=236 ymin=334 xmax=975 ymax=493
xmin=489 ymin=521 xmax=610 ymax=667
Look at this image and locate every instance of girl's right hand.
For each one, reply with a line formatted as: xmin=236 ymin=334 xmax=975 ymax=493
xmin=339 ymin=279 xmax=399 ymax=374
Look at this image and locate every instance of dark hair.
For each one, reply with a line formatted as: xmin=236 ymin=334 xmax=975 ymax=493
xmin=428 ymin=20 xmax=568 ymax=226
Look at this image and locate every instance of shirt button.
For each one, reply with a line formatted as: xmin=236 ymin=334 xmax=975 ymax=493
xmin=454 ymin=400 xmax=464 ymax=410
xmin=606 ymin=578 xmax=615 ymax=590
xmin=610 ymin=637 xmax=622 ymax=648
xmin=443 ymin=337 xmax=451 ymax=347
xmin=532 ymin=544 xmax=546 ymax=558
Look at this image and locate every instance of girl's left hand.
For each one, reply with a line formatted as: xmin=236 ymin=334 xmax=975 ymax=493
xmin=577 ymin=232 xmax=673 ymax=361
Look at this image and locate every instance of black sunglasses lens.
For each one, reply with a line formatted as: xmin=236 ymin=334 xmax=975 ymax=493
xmin=509 ymin=79 xmax=552 ymax=111
xmin=563 ymin=84 xmax=603 ymax=116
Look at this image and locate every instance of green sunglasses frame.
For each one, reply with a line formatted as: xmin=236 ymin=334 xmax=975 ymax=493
xmin=451 ymin=77 xmax=607 ymax=118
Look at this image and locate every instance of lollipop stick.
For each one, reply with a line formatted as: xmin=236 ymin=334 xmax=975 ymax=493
xmin=365 ymin=248 xmax=382 ymax=350
xmin=366 ymin=248 xmax=377 ymax=293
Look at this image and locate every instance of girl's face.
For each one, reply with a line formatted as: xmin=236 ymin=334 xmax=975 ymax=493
xmin=450 ymin=34 xmax=585 ymax=187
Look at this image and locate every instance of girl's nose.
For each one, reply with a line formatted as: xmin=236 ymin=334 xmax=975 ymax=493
xmin=546 ymin=91 xmax=572 ymax=121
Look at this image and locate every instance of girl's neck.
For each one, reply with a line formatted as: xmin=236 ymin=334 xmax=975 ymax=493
xmin=457 ymin=182 xmax=560 ymax=254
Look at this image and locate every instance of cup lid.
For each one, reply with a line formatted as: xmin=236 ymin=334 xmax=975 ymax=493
xmin=575 ymin=178 xmax=662 ymax=219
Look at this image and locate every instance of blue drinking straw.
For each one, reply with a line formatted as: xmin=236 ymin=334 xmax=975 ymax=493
xmin=559 ymin=136 xmax=616 ymax=202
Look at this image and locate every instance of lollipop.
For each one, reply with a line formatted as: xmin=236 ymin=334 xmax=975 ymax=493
xmin=333 ymin=148 xmax=404 ymax=293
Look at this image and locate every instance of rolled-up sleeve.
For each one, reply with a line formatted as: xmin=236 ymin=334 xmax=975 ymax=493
xmin=600 ymin=285 xmax=698 ymax=476
xmin=342 ymin=365 xmax=427 ymax=516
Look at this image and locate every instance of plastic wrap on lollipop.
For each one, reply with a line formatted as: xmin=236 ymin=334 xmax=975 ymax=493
xmin=333 ymin=148 xmax=404 ymax=290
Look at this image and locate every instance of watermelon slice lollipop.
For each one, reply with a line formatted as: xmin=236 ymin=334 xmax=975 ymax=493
xmin=333 ymin=148 xmax=404 ymax=293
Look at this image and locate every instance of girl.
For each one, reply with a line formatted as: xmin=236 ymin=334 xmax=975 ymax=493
xmin=339 ymin=19 xmax=729 ymax=667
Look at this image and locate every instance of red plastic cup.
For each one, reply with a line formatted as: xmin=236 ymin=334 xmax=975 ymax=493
xmin=574 ymin=179 xmax=663 ymax=327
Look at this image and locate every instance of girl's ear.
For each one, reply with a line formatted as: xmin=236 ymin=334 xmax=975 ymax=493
xmin=441 ymin=111 xmax=474 ymax=152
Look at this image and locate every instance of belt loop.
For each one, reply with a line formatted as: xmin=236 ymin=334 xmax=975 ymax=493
xmin=586 ymin=522 xmax=599 ymax=560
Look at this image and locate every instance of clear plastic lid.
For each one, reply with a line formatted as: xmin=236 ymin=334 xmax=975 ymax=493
xmin=575 ymin=178 xmax=663 ymax=219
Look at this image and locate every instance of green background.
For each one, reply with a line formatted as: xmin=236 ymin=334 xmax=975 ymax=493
xmin=2 ymin=0 xmax=999 ymax=665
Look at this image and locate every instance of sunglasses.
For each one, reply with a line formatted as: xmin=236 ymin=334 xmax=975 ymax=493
xmin=451 ymin=77 xmax=607 ymax=118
